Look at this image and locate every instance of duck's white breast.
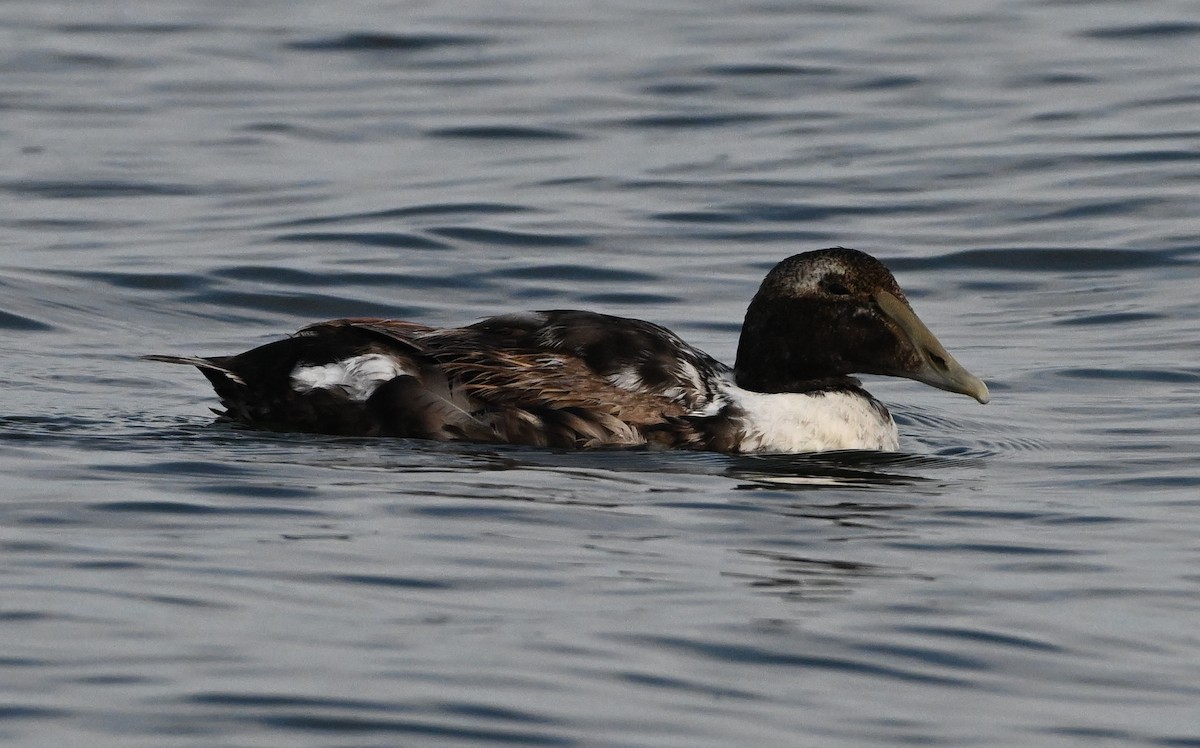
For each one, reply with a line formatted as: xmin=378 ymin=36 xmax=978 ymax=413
xmin=723 ymin=385 xmax=899 ymax=453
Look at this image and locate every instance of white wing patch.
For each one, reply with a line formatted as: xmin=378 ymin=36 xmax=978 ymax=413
xmin=604 ymin=359 xmax=712 ymax=405
xmin=724 ymin=386 xmax=899 ymax=453
xmin=291 ymin=354 xmax=409 ymax=402
xmin=606 ymin=365 xmax=648 ymax=393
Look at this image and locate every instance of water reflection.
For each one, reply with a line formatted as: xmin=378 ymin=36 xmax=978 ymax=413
xmin=726 ymin=549 xmax=915 ymax=603
xmin=723 ymin=450 xmax=964 ymax=490
xmin=449 ymin=440 xmax=974 ymax=488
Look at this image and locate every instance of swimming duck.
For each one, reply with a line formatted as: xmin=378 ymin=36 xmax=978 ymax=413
xmin=146 ymin=248 xmax=988 ymax=453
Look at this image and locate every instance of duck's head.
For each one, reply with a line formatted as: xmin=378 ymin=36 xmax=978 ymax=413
xmin=734 ymin=247 xmax=989 ymax=403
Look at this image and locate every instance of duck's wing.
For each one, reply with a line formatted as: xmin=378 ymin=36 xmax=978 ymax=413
xmin=149 ymin=312 xmax=732 ymax=448
xmin=344 ymin=311 xmax=732 ymax=447
xmin=465 ymin=310 xmax=728 ymax=411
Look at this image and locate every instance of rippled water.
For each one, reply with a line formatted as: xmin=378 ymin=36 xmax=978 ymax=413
xmin=3 ymin=1 xmax=1200 ymax=745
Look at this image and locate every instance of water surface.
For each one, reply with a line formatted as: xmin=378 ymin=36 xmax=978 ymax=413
xmin=2 ymin=1 xmax=1200 ymax=746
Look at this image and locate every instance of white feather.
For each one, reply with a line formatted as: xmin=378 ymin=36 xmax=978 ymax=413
xmin=290 ymin=354 xmax=409 ymax=402
xmin=720 ymin=384 xmax=899 ymax=453
xmin=607 ymin=365 xmax=648 ymax=392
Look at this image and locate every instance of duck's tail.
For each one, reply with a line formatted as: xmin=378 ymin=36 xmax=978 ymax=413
xmin=141 ymin=354 xmax=246 ymax=386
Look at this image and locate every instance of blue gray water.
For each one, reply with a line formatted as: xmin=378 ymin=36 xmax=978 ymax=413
xmin=3 ymin=1 xmax=1199 ymax=745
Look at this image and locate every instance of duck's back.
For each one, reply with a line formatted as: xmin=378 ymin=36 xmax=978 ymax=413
xmin=148 ymin=311 xmax=733 ymax=449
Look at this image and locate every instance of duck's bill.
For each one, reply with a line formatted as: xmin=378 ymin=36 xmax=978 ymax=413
xmin=874 ymin=291 xmax=990 ymax=404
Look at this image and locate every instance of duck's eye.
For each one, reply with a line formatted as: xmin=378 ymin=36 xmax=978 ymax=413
xmin=823 ymin=280 xmax=851 ymax=296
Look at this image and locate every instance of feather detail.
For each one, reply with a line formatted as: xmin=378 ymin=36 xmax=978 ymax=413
xmin=141 ymin=354 xmax=246 ymax=386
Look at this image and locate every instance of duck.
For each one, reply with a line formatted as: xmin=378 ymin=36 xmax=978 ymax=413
xmin=145 ymin=248 xmax=988 ymax=453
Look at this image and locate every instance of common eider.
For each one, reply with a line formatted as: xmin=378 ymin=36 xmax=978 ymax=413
xmin=145 ymin=248 xmax=988 ymax=453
